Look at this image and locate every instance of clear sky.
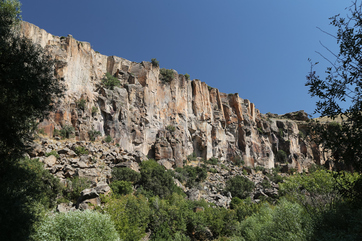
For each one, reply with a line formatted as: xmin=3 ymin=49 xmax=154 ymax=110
xmin=21 ymin=0 xmax=351 ymax=117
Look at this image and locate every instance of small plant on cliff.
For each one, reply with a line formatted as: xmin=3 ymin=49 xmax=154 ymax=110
xmin=159 ymin=68 xmax=175 ymax=82
xmin=102 ymin=72 xmax=120 ymax=90
xmin=75 ymin=98 xmax=86 ymax=111
xmin=59 ymin=125 xmax=75 ymax=139
xmin=88 ymin=129 xmax=101 ymax=141
xmin=277 ymin=150 xmax=288 ymax=163
xmin=45 ymin=150 xmax=60 ymax=159
xmin=257 ymin=127 xmax=264 ymax=135
xmin=184 ymin=73 xmax=190 ymax=80
xmin=91 ymin=106 xmax=98 ymax=116
xmin=166 ymin=125 xmax=176 ymax=132
xmin=74 ymin=146 xmax=88 ymax=156
xmin=151 ymin=58 xmax=159 ymax=67
xmin=104 ymin=135 xmax=112 ymax=143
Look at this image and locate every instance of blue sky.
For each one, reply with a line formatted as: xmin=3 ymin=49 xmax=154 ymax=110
xmin=21 ymin=0 xmax=351 ymax=117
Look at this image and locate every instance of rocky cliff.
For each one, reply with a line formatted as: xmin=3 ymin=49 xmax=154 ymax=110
xmin=21 ymin=21 xmax=327 ymax=173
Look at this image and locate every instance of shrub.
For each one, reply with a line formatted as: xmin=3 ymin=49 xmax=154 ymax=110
xmin=37 ymin=128 xmax=45 ymax=135
xmin=102 ymin=72 xmax=120 ymax=90
xmin=277 ymin=150 xmax=288 ymax=163
xmin=184 ymin=73 xmax=190 ymax=80
xmin=254 ymin=166 xmax=265 ymax=172
xmin=74 ymin=146 xmax=88 ymax=156
xmin=139 ymin=159 xmax=180 ymax=198
xmin=225 ymin=176 xmax=255 ymax=199
xmin=151 ymin=58 xmax=159 ymax=67
xmin=105 ymin=195 xmax=150 ymax=241
xmin=105 ymin=135 xmax=112 ymax=143
xmin=61 ymin=176 xmax=91 ymax=203
xmin=187 ymin=152 xmax=197 ymax=162
xmin=110 ymin=180 xmax=133 ymax=196
xmin=45 ymin=150 xmax=60 ymax=159
xmin=88 ymin=128 xmax=101 ymax=141
xmin=174 ymin=165 xmax=208 ymax=188
xmin=160 ymin=68 xmax=175 ymax=82
xmin=204 ymin=157 xmax=218 ymax=165
xmin=0 ymin=158 xmax=62 ymax=240
xmin=31 ymin=210 xmax=120 ymax=241
xmin=240 ymin=199 xmax=313 ymax=240
xmin=91 ymin=106 xmax=98 ymax=115
xmin=112 ymin=167 xmax=141 ymax=183
xmin=234 ymin=156 xmax=244 ymax=166
xmin=75 ymin=98 xmax=86 ymax=110
xmin=166 ymin=125 xmax=176 ymax=132
xmin=59 ymin=125 xmax=74 ymax=139
xmin=257 ymin=127 xmax=264 ymax=134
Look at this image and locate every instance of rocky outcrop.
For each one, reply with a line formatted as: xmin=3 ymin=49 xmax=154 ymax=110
xmin=22 ymin=21 xmax=327 ymax=173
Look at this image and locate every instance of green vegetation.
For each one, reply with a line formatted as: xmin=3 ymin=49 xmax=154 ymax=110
xmin=276 ymin=149 xmax=288 ymax=163
xmin=73 ymin=146 xmax=88 ymax=156
xmin=45 ymin=150 xmax=60 ymax=159
xmin=184 ymin=73 xmax=190 ymax=80
xmin=306 ymin=0 xmax=362 ymax=171
xmin=60 ymin=176 xmax=91 ymax=203
xmin=54 ymin=125 xmax=75 ymax=139
xmin=151 ymin=58 xmax=159 ymax=67
xmin=88 ymin=128 xmax=101 ymax=141
xmin=32 ymin=210 xmax=120 ymax=241
xmin=0 ymin=0 xmax=64 ymax=159
xmin=75 ymin=98 xmax=86 ymax=110
xmin=102 ymin=72 xmax=120 ymax=90
xmin=112 ymin=167 xmax=141 ymax=183
xmin=159 ymin=68 xmax=175 ymax=82
xmin=104 ymin=135 xmax=112 ymax=143
xmin=174 ymin=165 xmax=208 ymax=188
xmin=91 ymin=106 xmax=98 ymax=115
xmin=166 ymin=124 xmax=176 ymax=132
xmin=204 ymin=157 xmax=219 ymax=165
xmin=110 ymin=180 xmax=133 ymax=196
xmin=225 ymin=175 xmax=255 ymax=199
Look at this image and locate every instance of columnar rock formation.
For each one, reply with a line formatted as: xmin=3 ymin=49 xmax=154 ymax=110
xmin=22 ymin=22 xmax=327 ymax=172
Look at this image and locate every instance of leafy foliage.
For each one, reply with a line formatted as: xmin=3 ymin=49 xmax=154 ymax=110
xmin=306 ymin=0 xmax=362 ymax=171
xmin=105 ymin=195 xmax=150 ymax=241
xmin=0 ymin=0 xmax=64 ymax=159
xmin=73 ymin=146 xmax=88 ymax=156
xmin=61 ymin=176 xmax=91 ymax=203
xmin=88 ymin=128 xmax=101 ymax=141
xmin=45 ymin=150 xmax=59 ymax=159
xmin=139 ymin=159 xmax=180 ymax=198
xmin=110 ymin=180 xmax=133 ymax=196
xmin=102 ymin=72 xmax=120 ymax=90
xmin=104 ymin=135 xmax=112 ymax=143
xmin=31 ymin=210 xmax=120 ymax=241
xmin=75 ymin=98 xmax=86 ymax=110
xmin=0 ymin=158 xmax=61 ymax=240
xmin=160 ymin=68 xmax=175 ymax=82
xmin=112 ymin=167 xmax=141 ymax=183
xmin=174 ymin=165 xmax=208 ymax=188
xmin=225 ymin=175 xmax=255 ymax=199
xmin=151 ymin=58 xmax=159 ymax=67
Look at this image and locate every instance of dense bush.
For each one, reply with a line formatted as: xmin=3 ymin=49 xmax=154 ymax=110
xmin=110 ymin=180 xmax=133 ymax=196
xmin=225 ymin=176 xmax=255 ymax=199
xmin=61 ymin=176 xmax=91 ymax=203
xmin=174 ymin=165 xmax=208 ymax=188
xmin=55 ymin=125 xmax=74 ymax=139
xmin=184 ymin=73 xmax=190 ymax=80
xmin=276 ymin=150 xmax=288 ymax=163
xmin=240 ymin=199 xmax=313 ymax=241
xmin=160 ymin=68 xmax=175 ymax=82
xmin=151 ymin=58 xmax=159 ymax=67
xmin=73 ymin=146 xmax=88 ymax=156
xmin=104 ymin=135 xmax=112 ymax=143
xmin=139 ymin=159 xmax=180 ymax=198
xmin=0 ymin=158 xmax=61 ymax=240
xmin=105 ymin=195 xmax=150 ymax=241
xmin=102 ymin=72 xmax=120 ymax=90
xmin=31 ymin=210 xmax=120 ymax=241
xmin=112 ymin=167 xmax=141 ymax=183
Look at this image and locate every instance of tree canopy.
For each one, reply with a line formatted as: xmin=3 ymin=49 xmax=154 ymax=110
xmin=0 ymin=0 xmax=64 ymax=159
xmin=307 ymin=0 xmax=362 ymax=172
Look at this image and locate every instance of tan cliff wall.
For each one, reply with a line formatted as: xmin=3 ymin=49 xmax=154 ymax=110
xmin=21 ymin=21 xmax=327 ymax=171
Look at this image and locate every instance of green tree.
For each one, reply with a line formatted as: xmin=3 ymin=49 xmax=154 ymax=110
xmin=306 ymin=0 xmax=362 ymax=171
xmin=0 ymin=0 xmax=64 ymax=160
xmin=225 ymin=175 xmax=255 ymax=200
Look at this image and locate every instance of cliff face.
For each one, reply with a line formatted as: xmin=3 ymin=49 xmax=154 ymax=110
xmin=22 ymin=22 xmax=327 ymax=172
